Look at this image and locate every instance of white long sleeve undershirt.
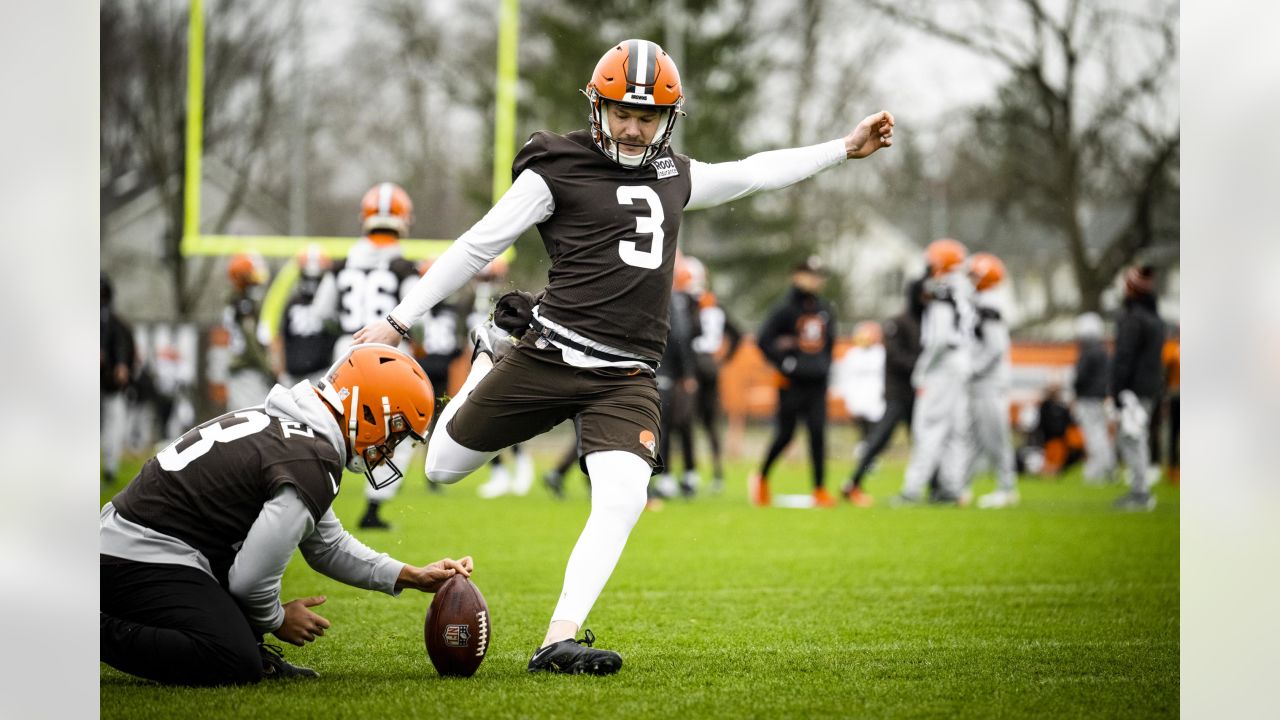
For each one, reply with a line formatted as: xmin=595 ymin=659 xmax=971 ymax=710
xmin=227 ymin=485 xmax=403 ymax=635
xmin=685 ymin=138 xmax=848 ymax=210
xmin=390 ymin=138 xmax=850 ymax=329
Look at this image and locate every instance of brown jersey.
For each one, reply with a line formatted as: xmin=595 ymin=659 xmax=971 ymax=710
xmin=514 ymin=130 xmax=692 ymax=361
xmin=111 ymin=408 xmax=343 ymax=585
xmin=332 ymin=255 xmax=419 ymax=334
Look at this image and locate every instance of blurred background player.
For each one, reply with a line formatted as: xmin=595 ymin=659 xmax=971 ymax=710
xmin=1072 ymin=311 xmax=1115 ymax=484
xmin=832 ymin=320 xmax=885 ymax=475
xmin=1018 ymin=383 xmax=1082 ymax=476
xmin=1111 ymin=265 xmax=1165 ymax=511
xmin=960 ymin=253 xmax=1019 ymax=509
xmin=101 ymin=272 xmax=137 ymax=486
xmin=653 ymin=254 xmax=702 ymax=502
xmin=896 ymin=238 xmax=973 ymax=505
xmin=272 ymin=244 xmax=339 ymax=386
xmin=749 ymin=256 xmax=838 ymax=508
xmin=841 ymin=275 xmax=928 ymax=506
xmin=467 ymin=259 xmax=535 ymax=499
xmin=329 ymin=182 xmax=421 ymax=528
xmin=223 ymin=252 xmax=274 ymax=412
xmin=686 ymin=255 xmax=742 ymax=494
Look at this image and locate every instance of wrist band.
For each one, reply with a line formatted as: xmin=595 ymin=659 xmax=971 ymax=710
xmin=386 ymin=314 xmax=410 ymax=339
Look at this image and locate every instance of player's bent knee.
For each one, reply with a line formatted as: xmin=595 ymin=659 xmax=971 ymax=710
xmin=583 ymin=450 xmax=651 ymax=519
xmin=426 ymin=465 xmax=470 ymax=485
xmin=425 ymin=428 xmax=492 ymax=485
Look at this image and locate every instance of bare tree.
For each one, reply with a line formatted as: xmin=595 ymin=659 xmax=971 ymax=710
xmin=101 ymin=0 xmax=291 ymax=318
xmin=861 ymin=0 xmax=1179 ymax=312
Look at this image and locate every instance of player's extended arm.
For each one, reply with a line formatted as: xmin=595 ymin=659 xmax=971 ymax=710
xmin=354 ymin=171 xmax=555 ymax=345
xmin=686 ymin=111 xmax=894 ymax=211
xmin=298 ymin=508 xmax=411 ymax=594
xmin=300 ymin=508 xmax=473 ymax=593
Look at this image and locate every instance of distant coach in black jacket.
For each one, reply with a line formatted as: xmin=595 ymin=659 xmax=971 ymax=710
xmin=1111 ymin=266 xmax=1165 ymax=510
xmin=749 ymin=256 xmax=838 ymax=507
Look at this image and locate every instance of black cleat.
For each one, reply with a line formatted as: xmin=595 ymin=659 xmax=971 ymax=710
xmin=527 ymin=629 xmax=622 ymax=675
xmin=259 ymin=643 xmax=319 ymax=679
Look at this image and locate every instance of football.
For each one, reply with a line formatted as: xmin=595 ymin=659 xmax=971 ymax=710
xmin=424 ymin=574 xmax=490 ymax=677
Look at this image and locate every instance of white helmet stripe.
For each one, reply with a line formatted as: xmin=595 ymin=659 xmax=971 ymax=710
xmin=378 ymin=182 xmax=393 ymax=215
xmin=634 ymin=40 xmax=650 ymax=86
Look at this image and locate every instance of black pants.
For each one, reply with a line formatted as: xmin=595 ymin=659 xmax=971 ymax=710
xmin=101 ymin=555 xmax=263 ymax=686
xmin=658 ymin=379 xmax=696 ymax=478
xmin=760 ymin=381 xmax=828 ymax=488
xmin=1167 ymin=393 xmax=1179 ymax=469
xmin=849 ymin=394 xmax=916 ymax=488
xmin=693 ymin=371 xmax=726 ymax=478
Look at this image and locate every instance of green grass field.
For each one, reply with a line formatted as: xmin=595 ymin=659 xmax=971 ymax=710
xmin=99 ymin=441 xmax=1178 ymax=719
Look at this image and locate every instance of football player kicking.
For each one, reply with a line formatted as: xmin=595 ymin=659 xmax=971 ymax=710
xmin=100 ymin=344 xmax=473 ymax=686
xmin=355 ymin=38 xmax=894 ymax=675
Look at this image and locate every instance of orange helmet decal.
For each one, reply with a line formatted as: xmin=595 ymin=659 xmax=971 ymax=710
xmin=228 ymin=252 xmax=268 ymax=289
xmin=360 ymin=182 xmax=414 ymax=238
xmin=315 ymin=343 xmax=435 ymax=490
xmin=969 ymin=252 xmax=1006 ymax=291
xmin=925 ymin=238 xmax=968 ymax=276
xmin=584 ymin=39 xmax=685 ymax=168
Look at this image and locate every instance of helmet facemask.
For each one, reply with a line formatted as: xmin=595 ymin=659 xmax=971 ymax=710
xmin=348 ymin=395 xmax=425 ymax=490
xmin=586 ymin=94 xmax=681 ymax=168
xmin=316 ymin=343 xmax=434 ymax=491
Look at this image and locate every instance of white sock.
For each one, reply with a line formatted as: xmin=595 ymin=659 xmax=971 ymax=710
xmin=550 ymin=451 xmax=650 ymax=626
xmin=425 ymin=357 xmax=496 ymax=484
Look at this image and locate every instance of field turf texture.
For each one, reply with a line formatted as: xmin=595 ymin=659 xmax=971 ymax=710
xmin=100 ymin=444 xmax=1178 ymax=719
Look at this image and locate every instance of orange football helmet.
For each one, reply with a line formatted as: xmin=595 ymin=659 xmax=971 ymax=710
xmin=583 ymin=39 xmax=684 ymax=168
xmin=969 ymin=252 xmax=1006 ymax=291
xmin=227 ymin=252 xmax=267 ymax=290
xmin=314 ymin=343 xmax=435 ymax=490
xmin=925 ymin=238 xmax=967 ymax=276
xmin=360 ymin=182 xmax=414 ymax=239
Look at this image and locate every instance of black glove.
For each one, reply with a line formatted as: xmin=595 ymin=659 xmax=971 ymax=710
xmin=493 ymin=290 xmax=536 ymax=338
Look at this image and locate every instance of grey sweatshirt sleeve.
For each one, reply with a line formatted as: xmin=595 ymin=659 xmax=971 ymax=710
xmin=227 ymin=485 xmax=316 ymax=635
xmin=299 ymin=509 xmax=405 ymax=595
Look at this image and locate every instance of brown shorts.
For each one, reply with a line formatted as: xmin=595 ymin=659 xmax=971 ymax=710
xmin=446 ymin=336 xmax=662 ymax=472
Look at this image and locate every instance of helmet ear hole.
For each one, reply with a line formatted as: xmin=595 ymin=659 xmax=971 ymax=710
xmin=363 ymin=404 xmax=377 ymax=425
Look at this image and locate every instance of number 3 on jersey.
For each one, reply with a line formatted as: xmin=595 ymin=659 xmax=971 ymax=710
xmin=616 ymin=186 xmax=665 ymax=270
xmin=156 ymin=411 xmax=271 ymax=471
